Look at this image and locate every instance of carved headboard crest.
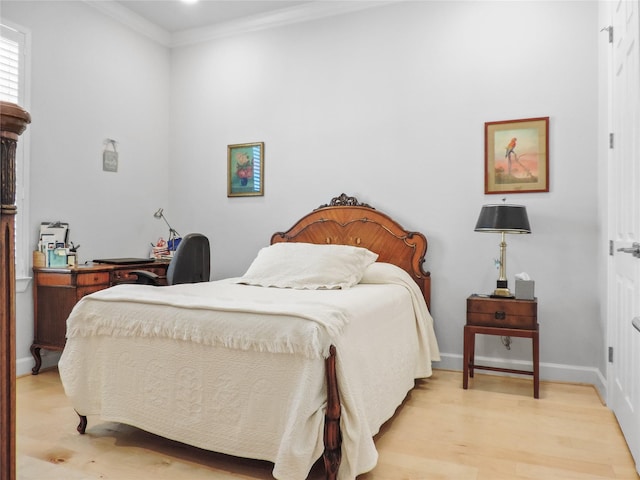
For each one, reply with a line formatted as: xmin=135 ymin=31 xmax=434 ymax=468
xmin=316 ymin=193 xmax=373 ymax=210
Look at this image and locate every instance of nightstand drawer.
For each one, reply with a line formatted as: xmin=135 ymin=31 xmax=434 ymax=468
xmin=467 ymin=296 xmax=537 ymax=329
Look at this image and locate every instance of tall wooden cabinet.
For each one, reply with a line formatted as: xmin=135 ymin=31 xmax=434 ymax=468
xmin=1 ymin=101 xmax=30 ymax=480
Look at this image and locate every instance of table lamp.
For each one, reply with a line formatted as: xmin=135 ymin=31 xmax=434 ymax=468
xmin=154 ymin=208 xmax=181 ymax=251
xmin=474 ymin=204 xmax=531 ymax=297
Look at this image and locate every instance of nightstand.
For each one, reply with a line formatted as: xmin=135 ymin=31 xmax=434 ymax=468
xmin=463 ymin=294 xmax=539 ymax=398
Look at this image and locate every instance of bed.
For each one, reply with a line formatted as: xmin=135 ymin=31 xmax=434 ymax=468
xmin=58 ymin=194 xmax=440 ymax=480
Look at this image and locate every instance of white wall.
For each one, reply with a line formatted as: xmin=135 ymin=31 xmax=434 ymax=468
xmin=170 ymin=0 xmax=603 ymax=387
xmin=5 ymin=0 xmax=604 ymax=391
xmin=597 ymin=1 xmax=612 ymax=393
xmin=2 ymin=1 xmax=171 ymax=374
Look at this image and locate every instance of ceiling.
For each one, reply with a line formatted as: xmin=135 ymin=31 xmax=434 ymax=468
xmin=113 ymin=0 xmax=313 ymax=33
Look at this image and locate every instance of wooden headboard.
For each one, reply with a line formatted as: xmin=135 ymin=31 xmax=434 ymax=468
xmin=271 ymin=194 xmax=431 ymax=309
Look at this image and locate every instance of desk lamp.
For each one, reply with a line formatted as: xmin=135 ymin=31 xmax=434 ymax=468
xmin=474 ymin=203 xmax=531 ymax=297
xmin=154 ymin=208 xmax=181 ymax=251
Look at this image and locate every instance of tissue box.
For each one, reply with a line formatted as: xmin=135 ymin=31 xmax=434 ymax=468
xmin=515 ymin=279 xmax=535 ymax=300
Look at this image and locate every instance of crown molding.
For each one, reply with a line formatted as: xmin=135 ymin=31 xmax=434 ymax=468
xmin=171 ymin=1 xmax=399 ymax=48
xmin=85 ymin=1 xmax=399 ymax=49
xmin=83 ymin=0 xmax=173 ymax=47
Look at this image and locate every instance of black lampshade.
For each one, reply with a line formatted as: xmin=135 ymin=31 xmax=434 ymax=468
xmin=474 ymin=204 xmax=531 ymax=234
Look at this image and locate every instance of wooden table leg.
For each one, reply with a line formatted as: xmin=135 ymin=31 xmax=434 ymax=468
xmin=469 ymin=328 xmax=475 ymax=378
xmin=533 ymin=328 xmax=539 ymax=398
xmin=463 ymin=323 xmax=539 ymax=399
xmin=463 ymin=326 xmax=474 ymax=389
xmin=30 ymin=344 xmax=42 ymax=375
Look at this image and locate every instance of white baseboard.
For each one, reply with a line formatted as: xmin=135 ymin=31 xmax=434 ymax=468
xmin=433 ymin=352 xmax=608 ymax=402
xmin=16 ymin=352 xmax=61 ymax=378
xmin=16 ymin=351 xmax=609 ymax=402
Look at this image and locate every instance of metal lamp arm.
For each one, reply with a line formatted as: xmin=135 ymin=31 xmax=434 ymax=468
xmin=161 ymin=215 xmax=181 ymax=238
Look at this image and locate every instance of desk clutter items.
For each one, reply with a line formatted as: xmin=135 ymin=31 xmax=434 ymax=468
xmin=35 ymin=221 xmax=79 ymax=267
xmin=151 ymin=237 xmax=170 ymax=258
xmin=151 ymin=235 xmax=183 ymax=259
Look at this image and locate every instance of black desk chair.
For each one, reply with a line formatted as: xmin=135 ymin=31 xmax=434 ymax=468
xmin=132 ymin=233 xmax=210 ymax=286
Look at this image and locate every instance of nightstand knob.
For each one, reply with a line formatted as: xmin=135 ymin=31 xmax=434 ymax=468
xmin=494 ymin=311 xmax=506 ymax=320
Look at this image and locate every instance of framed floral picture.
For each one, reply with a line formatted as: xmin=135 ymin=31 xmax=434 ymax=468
xmin=227 ymin=142 xmax=264 ymax=197
xmin=484 ymin=117 xmax=549 ymax=194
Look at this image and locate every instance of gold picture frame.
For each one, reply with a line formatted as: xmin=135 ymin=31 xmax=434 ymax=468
xmin=227 ymin=142 xmax=264 ymax=197
xmin=485 ymin=117 xmax=549 ymax=194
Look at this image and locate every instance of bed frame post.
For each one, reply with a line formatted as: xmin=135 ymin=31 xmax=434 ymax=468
xmin=76 ymin=412 xmax=87 ymax=434
xmin=323 ymin=345 xmax=341 ymax=480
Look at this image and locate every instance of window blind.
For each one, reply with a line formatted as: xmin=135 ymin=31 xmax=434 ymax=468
xmin=0 ymin=25 xmax=21 ymax=103
xmin=1 ymin=22 xmax=29 ymax=282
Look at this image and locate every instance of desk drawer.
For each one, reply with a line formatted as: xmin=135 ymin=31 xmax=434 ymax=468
xmin=77 ymin=272 xmax=110 ymax=286
xmin=467 ymin=296 xmax=537 ymax=329
xmin=36 ymin=272 xmax=72 ymax=287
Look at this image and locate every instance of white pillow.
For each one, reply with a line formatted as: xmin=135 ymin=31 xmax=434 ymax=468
xmin=238 ymin=242 xmax=379 ymax=289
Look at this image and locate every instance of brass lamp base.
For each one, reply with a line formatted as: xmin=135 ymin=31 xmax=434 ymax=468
xmin=492 ymin=280 xmax=514 ymax=298
xmin=492 ymin=287 xmax=513 ymax=297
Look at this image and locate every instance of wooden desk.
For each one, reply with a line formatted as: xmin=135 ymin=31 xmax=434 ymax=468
xmin=30 ymin=260 xmax=169 ymax=374
xmin=463 ymin=295 xmax=539 ymax=398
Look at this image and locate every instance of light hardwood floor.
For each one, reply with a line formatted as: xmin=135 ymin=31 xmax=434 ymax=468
xmin=16 ymin=368 xmax=638 ymax=479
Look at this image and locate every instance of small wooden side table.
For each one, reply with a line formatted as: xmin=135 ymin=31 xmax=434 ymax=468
xmin=463 ymin=294 xmax=539 ymax=398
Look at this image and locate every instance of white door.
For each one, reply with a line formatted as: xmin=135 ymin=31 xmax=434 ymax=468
xmin=608 ymin=0 xmax=640 ymax=474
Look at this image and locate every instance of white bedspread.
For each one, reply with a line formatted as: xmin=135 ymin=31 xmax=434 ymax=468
xmin=59 ymin=263 xmax=439 ymax=479
xmin=65 ymin=279 xmax=349 ymax=359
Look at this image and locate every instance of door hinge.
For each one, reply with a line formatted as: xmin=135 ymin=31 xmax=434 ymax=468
xmin=609 ymin=240 xmax=614 ymax=256
xmin=608 ymin=346 xmax=614 ymax=363
xmin=609 ymin=133 xmax=614 ymax=149
xmin=601 ymin=25 xmax=613 ymax=43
